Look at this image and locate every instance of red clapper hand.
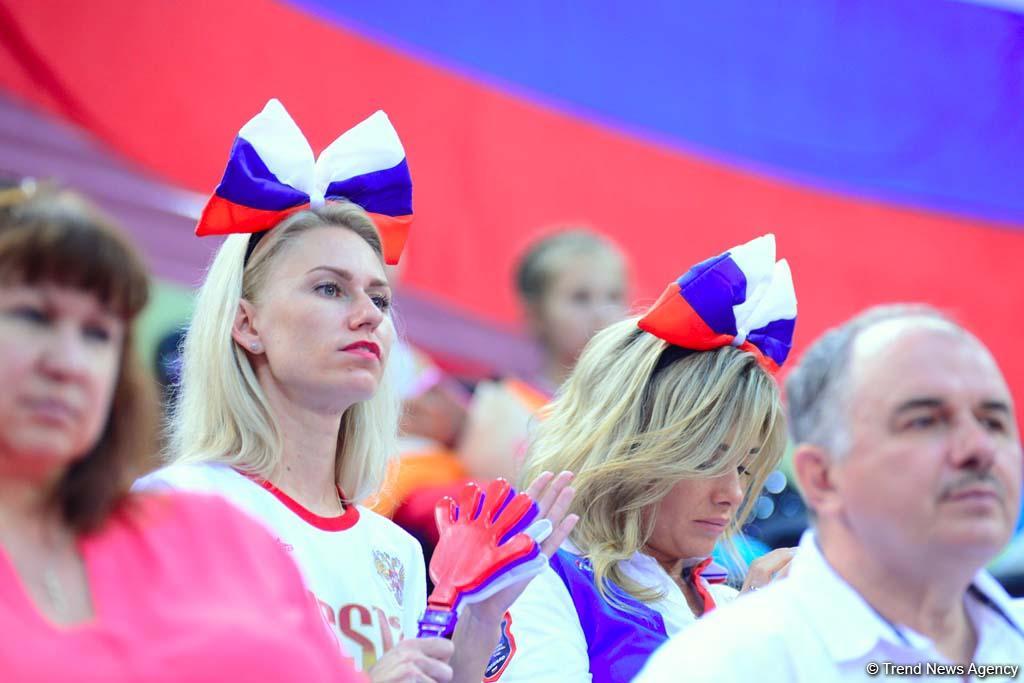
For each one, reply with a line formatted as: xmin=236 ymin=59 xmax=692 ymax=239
xmin=417 ymin=479 xmax=541 ymax=638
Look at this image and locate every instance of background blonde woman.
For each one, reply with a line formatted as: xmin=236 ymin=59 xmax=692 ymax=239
xmin=484 ymin=235 xmax=798 ymax=683
xmin=388 ymin=229 xmax=628 ymax=556
xmin=460 ymin=229 xmax=629 ymax=482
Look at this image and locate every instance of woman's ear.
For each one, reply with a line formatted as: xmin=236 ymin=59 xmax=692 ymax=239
xmin=792 ymin=444 xmax=840 ymax=518
xmin=231 ymin=299 xmax=264 ymax=355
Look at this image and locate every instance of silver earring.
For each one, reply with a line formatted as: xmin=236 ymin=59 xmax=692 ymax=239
xmin=250 ymin=342 xmax=261 ymax=352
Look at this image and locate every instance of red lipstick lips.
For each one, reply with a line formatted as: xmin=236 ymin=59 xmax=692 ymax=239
xmin=342 ymin=340 xmax=381 ymax=361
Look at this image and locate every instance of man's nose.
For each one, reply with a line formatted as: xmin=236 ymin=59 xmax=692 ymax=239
xmin=949 ymin=412 xmax=997 ymax=472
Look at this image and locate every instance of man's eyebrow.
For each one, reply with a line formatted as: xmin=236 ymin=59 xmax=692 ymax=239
xmin=892 ymin=397 xmax=1013 ymax=416
xmin=979 ymin=400 xmax=1011 ymax=414
xmin=891 ymin=397 xmax=944 ymax=415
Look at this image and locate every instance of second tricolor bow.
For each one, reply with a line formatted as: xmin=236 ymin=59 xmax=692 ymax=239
xmin=638 ymin=234 xmax=797 ymax=372
xmin=195 ymin=98 xmax=413 ymax=264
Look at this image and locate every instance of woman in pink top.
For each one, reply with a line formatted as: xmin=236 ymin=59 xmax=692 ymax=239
xmin=0 ymin=184 xmax=360 ymax=682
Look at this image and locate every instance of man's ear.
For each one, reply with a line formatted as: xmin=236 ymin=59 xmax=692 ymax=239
xmin=231 ymin=298 xmax=264 ymax=355
xmin=793 ymin=443 xmax=842 ymax=519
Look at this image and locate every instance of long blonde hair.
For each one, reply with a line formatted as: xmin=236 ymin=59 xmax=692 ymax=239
xmin=168 ymin=202 xmax=400 ymax=502
xmin=521 ymin=318 xmax=786 ymax=606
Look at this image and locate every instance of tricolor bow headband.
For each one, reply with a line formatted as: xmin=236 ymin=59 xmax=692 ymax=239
xmin=638 ymin=234 xmax=797 ymax=373
xmin=195 ymin=98 xmax=413 ymax=265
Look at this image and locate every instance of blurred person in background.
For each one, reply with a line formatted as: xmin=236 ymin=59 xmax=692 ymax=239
xmin=138 ymin=101 xmax=576 ymax=683
xmin=0 ymin=184 xmax=359 ymax=682
xmin=386 ymin=229 xmax=627 ymax=566
xmin=153 ymin=326 xmax=187 ymax=407
xmin=484 ymin=235 xmax=798 ymax=683
xmin=459 ymin=229 xmax=629 ymax=482
xmin=638 ymin=305 xmax=1024 ymax=681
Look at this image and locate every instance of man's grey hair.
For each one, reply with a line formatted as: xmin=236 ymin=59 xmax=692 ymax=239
xmin=785 ymin=304 xmax=955 ymax=458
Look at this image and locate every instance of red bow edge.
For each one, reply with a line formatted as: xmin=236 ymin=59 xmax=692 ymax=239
xmin=417 ymin=479 xmax=548 ymax=638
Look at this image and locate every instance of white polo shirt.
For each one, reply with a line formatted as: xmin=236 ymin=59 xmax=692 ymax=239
xmin=636 ymin=531 xmax=1024 ymax=682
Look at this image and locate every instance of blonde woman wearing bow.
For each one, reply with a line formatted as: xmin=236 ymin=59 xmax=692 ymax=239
xmin=482 ymin=235 xmax=798 ymax=683
xmin=137 ymin=100 xmax=577 ymax=683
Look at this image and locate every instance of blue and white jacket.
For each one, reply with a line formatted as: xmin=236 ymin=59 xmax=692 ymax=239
xmin=483 ymin=543 xmax=737 ymax=683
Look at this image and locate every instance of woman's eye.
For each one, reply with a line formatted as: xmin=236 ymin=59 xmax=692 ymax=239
xmin=697 ymin=455 xmax=722 ymax=471
xmin=314 ymin=282 xmax=341 ymax=298
xmin=371 ymin=294 xmax=391 ymax=311
xmin=10 ymin=306 xmax=48 ymax=324
xmin=738 ymin=465 xmax=752 ymax=477
xmin=83 ymin=324 xmax=112 ymax=342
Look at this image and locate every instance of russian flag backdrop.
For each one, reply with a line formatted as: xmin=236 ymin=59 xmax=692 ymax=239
xmin=0 ymin=0 xmax=1021 ymax=421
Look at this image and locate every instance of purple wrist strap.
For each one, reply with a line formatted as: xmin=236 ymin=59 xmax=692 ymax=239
xmin=417 ymin=608 xmax=457 ymax=639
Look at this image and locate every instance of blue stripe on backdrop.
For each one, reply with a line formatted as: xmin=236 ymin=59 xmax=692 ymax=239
xmin=291 ymin=0 xmax=1024 ymax=228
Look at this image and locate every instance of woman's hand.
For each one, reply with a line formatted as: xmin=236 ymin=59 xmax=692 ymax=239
xmin=444 ymin=471 xmax=578 ymax=683
xmin=740 ymin=547 xmax=796 ymax=594
xmin=462 ymin=470 xmax=578 ymax=625
xmin=368 ymin=637 xmax=454 ymax=683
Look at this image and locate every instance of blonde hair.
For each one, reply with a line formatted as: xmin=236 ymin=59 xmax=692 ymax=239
xmin=521 ymin=318 xmax=786 ymax=607
xmin=169 ymin=202 xmax=400 ymax=502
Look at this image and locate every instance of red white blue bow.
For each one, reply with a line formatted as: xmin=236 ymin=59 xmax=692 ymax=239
xmin=195 ymin=99 xmax=413 ymax=264
xmin=638 ymin=234 xmax=797 ymax=372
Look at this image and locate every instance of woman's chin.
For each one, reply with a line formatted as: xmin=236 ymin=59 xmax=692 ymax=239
xmin=1 ymin=436 xmax=83 ymax=478
xmin=678 ymin=539 xmax=718 ymax=561
xmin=322 ymin=374 xmax=381 ymax=407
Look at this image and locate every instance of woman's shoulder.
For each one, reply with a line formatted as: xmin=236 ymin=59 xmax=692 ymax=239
xmin=354 ymin=504 xmax=422 ymax=555
xmin=134 ymin=461 xmax=242 ymax=494
xmin=117 ymin=488 xmax=269 ymax=539
xmin=102 ymin=490 xmax=299 ymax=581
xmin=547 ymin=545 xmax=601 ymax=587
xmin=491 ymin=563 xmax=589 ymax=680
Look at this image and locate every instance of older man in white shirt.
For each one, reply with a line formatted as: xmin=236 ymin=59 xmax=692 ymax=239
xmin=636 ymin=305 xmax=1024 ymax=682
